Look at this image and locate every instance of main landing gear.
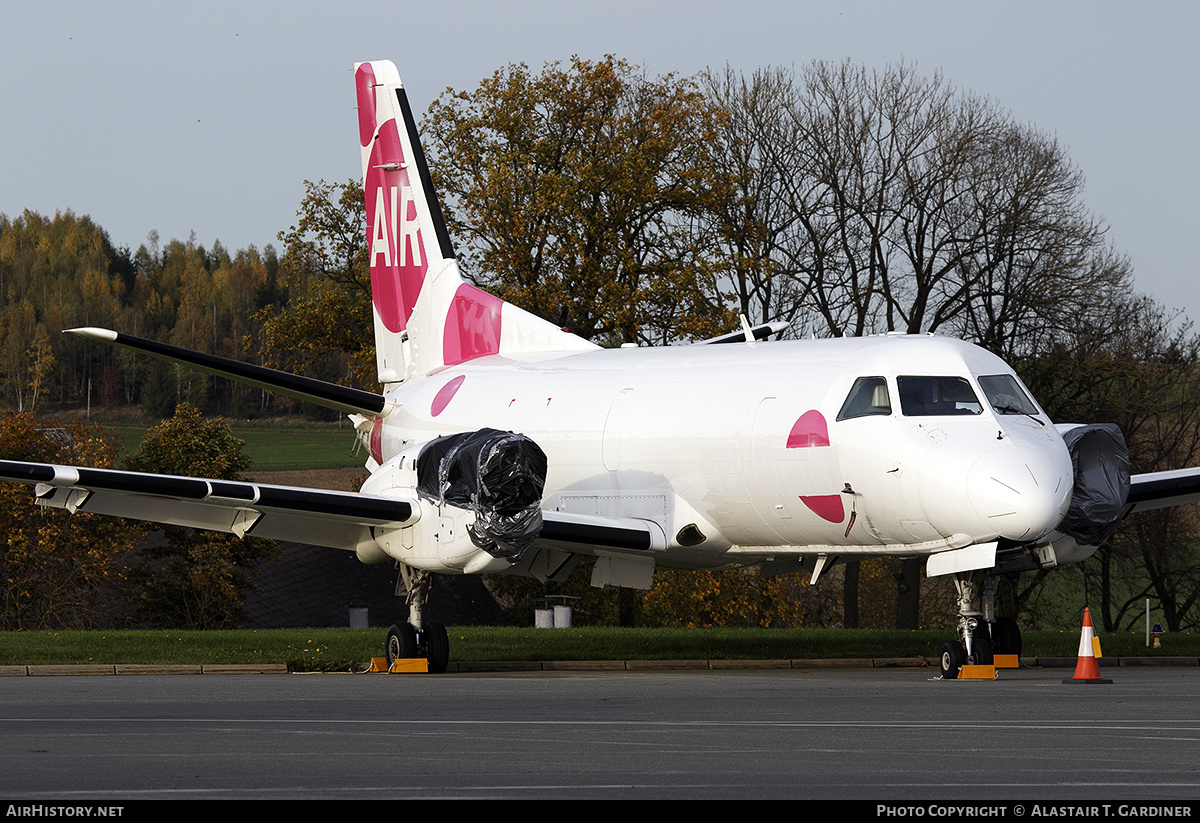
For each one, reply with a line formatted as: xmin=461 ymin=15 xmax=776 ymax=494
xmin=385 ymin=565 xmax=450 ymax=674
xmin=938 ymin=571 xmax=1022 ymax=680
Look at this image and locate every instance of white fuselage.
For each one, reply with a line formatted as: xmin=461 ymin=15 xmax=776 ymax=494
xmin=366 ymin=334 xmax=1074 ymax=570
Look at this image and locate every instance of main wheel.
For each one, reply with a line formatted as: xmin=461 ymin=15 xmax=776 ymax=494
xmin=970 ymin=635 xmax=994 ymax=666
xmin=940 ymin=641 xmax=965 ymax=679
xmin=386 ymin=623 xmax=417 ymax=666
xmin=422 ymin=621 xmax=449 ymax=674
xmin=993 ymin=617 xmax=1022 ymax=657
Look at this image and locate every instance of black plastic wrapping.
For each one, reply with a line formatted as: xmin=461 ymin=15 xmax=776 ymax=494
xmin=1060 ymin=423 xmax=1131 ymax=547
xmin=416 ymin=428 xmax=548 ymax=561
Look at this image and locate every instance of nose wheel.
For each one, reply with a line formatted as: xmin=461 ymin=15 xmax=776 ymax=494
xmin=939 ymin=571 xmax=1012 ymax=679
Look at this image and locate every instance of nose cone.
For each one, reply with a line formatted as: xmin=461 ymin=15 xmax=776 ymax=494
xmin=967 ymin=444 xmax=1072 ymax=542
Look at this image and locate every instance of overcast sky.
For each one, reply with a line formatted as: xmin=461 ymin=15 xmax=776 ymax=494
xmin=3 ymin=0 xmax=1197 ymax=327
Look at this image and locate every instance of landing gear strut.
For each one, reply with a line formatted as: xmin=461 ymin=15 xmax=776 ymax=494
xmin=938 ymin=571 xmax=1019 ymax=679
xmin=385 ymin=565 xmax=450 ymax=674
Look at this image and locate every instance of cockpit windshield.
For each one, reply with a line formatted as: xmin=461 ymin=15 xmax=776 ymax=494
xmin=897 ymin=376 xmax=982 ymax=416
xmin=978 ymin=374 xmax=1042 ymax=417
xmin=837 ymin=376 xmax=891 ymax=421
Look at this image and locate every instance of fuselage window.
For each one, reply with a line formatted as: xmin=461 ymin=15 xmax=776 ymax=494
xmin=837 ymin=376 xmax=892 ymax=421
xmin=979 ymin=374 xmax=1041 ymax=417
xmin=897 ymin=376 xmax=982 ymax=416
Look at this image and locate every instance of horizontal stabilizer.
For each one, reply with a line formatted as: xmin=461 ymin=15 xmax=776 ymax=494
xmin=66 ymin=328 xmax=385 ymax=417
xmin=697 ymin=321 xmax=790 ymax=346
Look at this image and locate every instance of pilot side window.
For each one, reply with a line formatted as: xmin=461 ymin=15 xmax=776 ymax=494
xmin=897 ymin=376 xmax=982 ymax=416
xmin=837 ymin=377 xmax=892 ymax=421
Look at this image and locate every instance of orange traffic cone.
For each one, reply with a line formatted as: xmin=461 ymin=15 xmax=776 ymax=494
xmin=1064 ymin=607 xmax=1112 ymax=684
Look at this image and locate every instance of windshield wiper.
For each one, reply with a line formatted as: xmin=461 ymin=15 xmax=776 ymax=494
xmin=994 ymin=404 xmax=1045 ymax=426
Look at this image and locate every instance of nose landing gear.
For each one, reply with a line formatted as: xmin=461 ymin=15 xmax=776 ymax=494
xmin=938 ymin=572 xmax=1019 ymax=679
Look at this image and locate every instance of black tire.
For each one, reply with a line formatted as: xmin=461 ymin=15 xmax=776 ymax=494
xmin=422 ymin=621 xmax=450 ymax=674
xmin=940 ymin=641 xmax=964 ymax=679
xmin=993 ymin=617 xmax=1022 ymax=657
xmin=386 ymin=623 xmax=417 ymax=665
xmin=970 ymin=635 xmax=994 ymax=666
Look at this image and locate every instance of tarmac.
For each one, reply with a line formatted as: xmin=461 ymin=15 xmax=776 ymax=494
xmin=2 ymin=654 xmax=1197 ymax=675
xmin=6 ymin=659 xmax=1200 ymax=798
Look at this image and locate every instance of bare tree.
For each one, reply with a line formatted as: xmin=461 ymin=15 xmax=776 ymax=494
xmin=708 ymin=59 xmax=1153 ymax=628
xmin=708 ymin=60 xmax=1131 ymax=346
xmin=703 ymin=65 xmax=814 ymax=331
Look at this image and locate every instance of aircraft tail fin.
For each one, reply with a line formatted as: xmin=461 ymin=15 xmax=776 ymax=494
xmin=354 ymin=61 xmax=596 ymax=383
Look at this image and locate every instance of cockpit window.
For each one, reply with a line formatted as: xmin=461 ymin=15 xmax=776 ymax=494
xmin=979 ymin=374 xmax=1041 ymax=417
xmin=837 ymin=377 xmax=892 ymax=421
xmin=897 ymin=376 xmax=982 ymax=416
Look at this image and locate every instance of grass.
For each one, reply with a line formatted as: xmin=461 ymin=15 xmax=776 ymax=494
xmin=106 ymin=421 xmax=363 ymax=471
xmin=2 ymin=627 xmax=1196 ymax=671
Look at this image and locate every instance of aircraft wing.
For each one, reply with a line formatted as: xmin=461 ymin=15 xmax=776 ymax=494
xmin=0 ymin=459 xmax=414 ymax=552
xmin=1125 ymin=468 xmax=1200 ymax=514
xmin=0 ymin=458 xmax=665 ymax=561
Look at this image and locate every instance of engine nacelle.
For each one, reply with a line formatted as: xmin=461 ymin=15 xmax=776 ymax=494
xmin=358 ymin=429 xmax=548 ymax=574
xmin=1056 ymin=423 xmax=1131 ymax=548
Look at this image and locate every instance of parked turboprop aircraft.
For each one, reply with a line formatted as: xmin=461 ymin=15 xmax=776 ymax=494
xmin=4 ymin=61 xmax=1199 ymax=676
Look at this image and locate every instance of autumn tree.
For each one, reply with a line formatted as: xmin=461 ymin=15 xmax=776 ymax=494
xmin=0 ymin=210 xmax=129 ymax=408
xmin=0 ymin=413 xmax=144 ymax=629
xmin=424 ymin=56 xmax=737 ymax=345
xmin=26 ymin=326 xmax=56 ymax=412
xmin=639 ymin=568 xmax=835 ymax=628
xmin=0 ymin=211 xmax=281 ymax=418
xmin=125 ymin=403 xmax=276 ymax=628
xmin=256 ymin=179 xmax=376 ymax=394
